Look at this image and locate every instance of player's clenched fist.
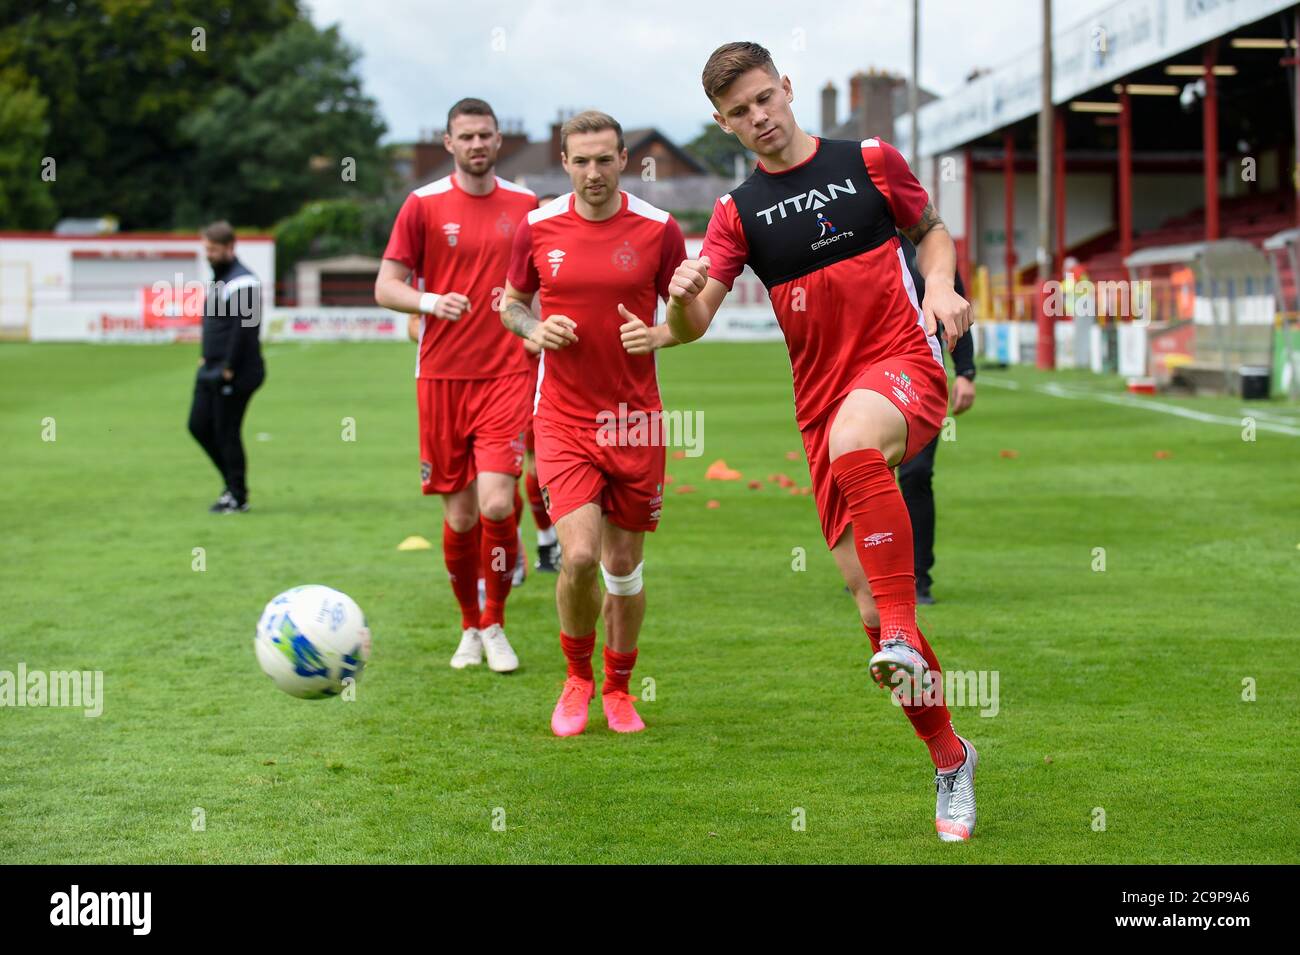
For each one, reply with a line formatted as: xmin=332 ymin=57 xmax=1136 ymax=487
xmin=668 ymin=255 xmax=711 ymax=306
xmin=529 ymin=314 xmax=578 ymax=351
xmin=432 ymin=292 xmax=471 ymax=321
xmin=923 ymin=283 xmax=973 ymax=342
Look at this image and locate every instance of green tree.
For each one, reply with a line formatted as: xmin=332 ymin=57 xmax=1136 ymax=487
xmin=0 ymin=70 xmax=57 ymax=229
xmin=183 ymin=21 xmax=388 ymax=229
xmin=273 ymin=196 xmax=401 ymax=278
xmin=684 ymin=123 xmax=751 ymax=178
xmin=0 ymin=0 xmax=302 ymax=228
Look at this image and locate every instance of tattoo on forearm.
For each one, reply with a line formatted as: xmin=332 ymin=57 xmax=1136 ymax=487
xmin=501 ymin=300 xmax=539 ymax=339
xmin=901 ymin=202 xmax=947 ymax=245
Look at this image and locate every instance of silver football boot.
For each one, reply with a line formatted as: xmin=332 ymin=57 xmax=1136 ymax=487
xmin=934 ymin=736 xmax=978 ymax=842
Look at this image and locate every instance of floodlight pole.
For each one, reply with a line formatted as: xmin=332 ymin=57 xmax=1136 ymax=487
xmin=910 ymin=0 xmax=920 ymax=170
xmin=1036 ymin=0 xmax=1056 ymax=369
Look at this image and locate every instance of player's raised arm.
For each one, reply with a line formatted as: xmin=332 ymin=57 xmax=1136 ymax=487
xmin=619 ymin=302 xmax=680 ymax=354
xmin=665 ymin=257 xmax=728 ymax=343
xmin=374 ymin=258 xmax=471 ymax=321
xmin=873 ymin=138 xmax=972 ymax=343
xmin=900 ymin=202 xmax=971 ymax=344
xmin=631 ymin=213 xmax=692 ymax=351
xmin=667 ymin=192 xmax=748 ymax=344
xmin=500 ymin=281 xmax=578 ymax=350
xmin=500 ymin=207 xmax=577 ymax=350
xmin=373 ymin=193 xmax=470 ymax=321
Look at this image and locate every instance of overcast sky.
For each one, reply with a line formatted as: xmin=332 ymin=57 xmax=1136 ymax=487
xmin=306 ymin=0 xmax=1117 ymax=146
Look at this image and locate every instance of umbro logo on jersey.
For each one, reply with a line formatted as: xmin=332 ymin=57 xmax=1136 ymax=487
xmin=547 ymin=249 xmax=566 ymax=276
xmin=862 ymin=532 xmax=894 ymax=548
xmin=442 ymin=223 xmax=460 ymax=247
xmin=755 ymin=178 xmax=857 ymax=226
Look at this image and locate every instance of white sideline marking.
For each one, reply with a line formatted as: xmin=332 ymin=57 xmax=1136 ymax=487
xmin=1240 ymin=407 xmax=1300 ymax=424
xmin=980 ymin=378 xmax=1300 ymax=437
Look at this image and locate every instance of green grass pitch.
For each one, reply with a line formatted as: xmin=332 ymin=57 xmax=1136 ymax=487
xmin=1 ymin=339 xmax=1296 ymax=863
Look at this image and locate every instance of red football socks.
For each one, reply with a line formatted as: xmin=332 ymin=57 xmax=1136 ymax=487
xmin=831 ymin=448 xmax=919 ymax=649
xmin=602 ymin=646 xmax=638 ymax=696
xmin=442 ymin=521 xmax=482 ymax=630
xmin=526 ymin=471 xmax=552 ymax=531
xmin=865 ymin=623 xmax=965 ymax=771
xmin=560 ymin=631 xmax=596 ymax=681
xmin=479 ymin=514 xmax=517 ymax=628
xmin=512 ymin=485 xmax=525 ymax=528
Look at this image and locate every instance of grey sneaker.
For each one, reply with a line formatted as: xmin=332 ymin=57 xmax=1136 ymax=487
xmin=868 ymin=636 xmax=933 ymax=700
xmin=935 ymin=736 xmax=978 ymax=842
xmin=535 ymin=540 xmax=560 ymax=573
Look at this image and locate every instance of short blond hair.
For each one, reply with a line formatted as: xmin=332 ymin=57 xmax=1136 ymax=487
xmin=560 ymin=110 xmax=624 ymax=155
xmin=701 ymin=41 xmax=778 ymax=103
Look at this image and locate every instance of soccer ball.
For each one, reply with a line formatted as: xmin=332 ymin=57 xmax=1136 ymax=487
xmin=254 ymin=585 xmax=372 ymax=699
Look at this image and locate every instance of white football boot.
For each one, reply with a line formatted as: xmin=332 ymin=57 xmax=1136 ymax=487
xmin=935 ymin=736 xmax=978 ymax=842
xmin=450 ymin=628 xmax=483 ymax=669
xmin=479 ymin=623 xmax=519 ymax=673
xmin=868 ymin=636 xmax=934 ymax=703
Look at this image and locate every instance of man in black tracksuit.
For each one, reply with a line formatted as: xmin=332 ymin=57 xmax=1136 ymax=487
xmin=897 ymin=233 xmax=976 ymax=604
xmin=188 ymin=221 xmax=266 ymax=513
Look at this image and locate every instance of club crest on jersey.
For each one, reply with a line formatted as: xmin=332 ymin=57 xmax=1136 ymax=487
xmin=496 ymin=212 xmax=514 ymax=237
xmin=611 ymin=241 xmax=638 ymax=271
xmin=547 ymin=249 xmax=566 ymax=276
xmin=442 ymin=223 xmax=460 ymax=247
xmin=755 ymin=178 xmax=857 ymax=226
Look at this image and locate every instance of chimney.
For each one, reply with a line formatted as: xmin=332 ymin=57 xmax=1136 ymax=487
xmin=821 ymin=82 xmax=838 ymax=136
xmin=550 ymin=109 xmax=568 ymax=166
xmin=497 ymin=120 xmax=527 ymax=164
xmin=849 ymin=71 xmax=869 ymax=116
xmin=850 ymin=70 xmax=899 ymax=142
xmin=413 ymin=130 xmax=444 ymax=182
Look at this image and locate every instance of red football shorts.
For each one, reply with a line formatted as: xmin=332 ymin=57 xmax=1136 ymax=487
xmin=523 ymin=353 xmax=540 ymax=453
xmin=802 ymin=353 xmax=948 ymax=548
xmin=532 ymin=415 xmax=665 ymax=532
xmin=417 ymin=371 xmax=530 ymax=495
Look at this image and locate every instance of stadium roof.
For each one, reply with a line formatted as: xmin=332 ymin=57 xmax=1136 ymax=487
xmin=895 ymin=0 xmax=1294 ymax=158
xmin=1124 ymin=238 xmax=1273 ymax=275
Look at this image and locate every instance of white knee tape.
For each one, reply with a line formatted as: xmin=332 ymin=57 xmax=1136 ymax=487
xmin=601 ymin=561 xmax=644 ymax=596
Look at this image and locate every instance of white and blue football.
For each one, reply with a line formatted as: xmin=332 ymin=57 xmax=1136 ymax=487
xmin=254 ymin=585 xmax=372 ymax=699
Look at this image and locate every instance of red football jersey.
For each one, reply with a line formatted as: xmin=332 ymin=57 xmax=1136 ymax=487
xmin=507 ymin=192 xmax=686 ymax=428
xmin=383 ymin=174 xmax=538 ymax=379
xmin=702 ymin=136 xmax=943 ymax=429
